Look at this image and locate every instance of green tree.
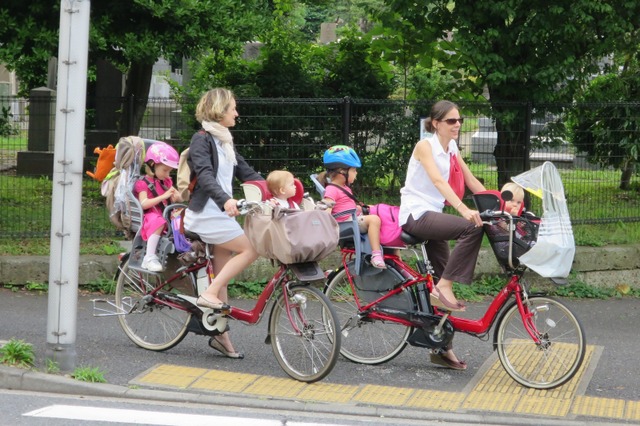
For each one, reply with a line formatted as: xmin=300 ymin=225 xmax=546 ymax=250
xmin=569 ymin=72 xmax=640 ymax=190
xmin=322 ymin=25 xmax=395 ymax=99
xmin=0 ymin=0 xmax=269 ymax=136
xmin=373 ymin=0 xmax=640 ymax=186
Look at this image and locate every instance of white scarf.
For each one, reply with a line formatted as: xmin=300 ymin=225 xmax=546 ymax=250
xmin=201 ymin=120 xmax=237 ymax=166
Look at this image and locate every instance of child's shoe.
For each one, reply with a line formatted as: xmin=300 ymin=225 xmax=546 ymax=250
xmin=142 ymin=255 xmax=163 ymax=272
xmin=370 ymin=250 xmax=386 ymax=269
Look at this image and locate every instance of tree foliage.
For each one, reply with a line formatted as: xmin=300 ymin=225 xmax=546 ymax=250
xmin=569 ymin=73 xmax=640 ymax=190
xmin=0 ymin=0 xmax=270 ymax=135
xmin=372 ymin=0 xmax=640 ymax=186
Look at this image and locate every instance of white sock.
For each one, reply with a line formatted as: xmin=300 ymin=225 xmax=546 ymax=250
xmin=145 ymin=234 xmax=161 ymax=260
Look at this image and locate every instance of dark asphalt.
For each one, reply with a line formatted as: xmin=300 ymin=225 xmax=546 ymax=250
xmin=1 ymin=287 xmax=639 ymax=425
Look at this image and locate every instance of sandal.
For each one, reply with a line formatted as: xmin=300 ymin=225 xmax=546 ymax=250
xmin=208 ymin=336 xmax=244 ymax=359
xmin=197 ymin=296 xmax=230 ymax=311
xmin=430 ymin=352 xmax=467 ymax=370
xmin=370 ymin=251 xmax=387 ymax=269
xmin=429 ymin=293 xmax=466 ymax=312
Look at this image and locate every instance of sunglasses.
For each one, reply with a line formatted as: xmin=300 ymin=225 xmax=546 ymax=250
xmin=441 ymin=118 xmax=464 ymax=125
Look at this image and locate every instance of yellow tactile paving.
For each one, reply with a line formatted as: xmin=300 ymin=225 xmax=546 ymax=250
xmin=297 ymin=382 xmax=360 ymax=403
xmin=463 ymin=359 xmax=524 ymax=412
xmin=353 ymin=384 xmax=414 ymax=406
xmin=572 ymin=396 xmax=626 ymax=419
xmin=191 ymin=370 xmax=258 ymax=393
xmin=405 ymin=389 xmax=465 ymax=411
xmin=244 ymin=376 xmax=307 ymax=398
xmin=625 ymin=400 xmax=640 ymax=421
xmin=134 ymin=364 xmax=208 ymax=389
xmin=130 ymin=344 xmax=640 ymax=422
xmin=516 ymin=393 xmax=573 ymax=417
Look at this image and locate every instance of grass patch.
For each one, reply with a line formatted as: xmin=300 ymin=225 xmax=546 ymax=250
xmin=0 ymin=237 xmax=125 ymax=256
xmin=0 ymin=338 xmax=35 ymax=368
xmin=228 ymin=279 xmax=268 ymax=298
xmin=72 ymin=366 xmax=107 ymax=383
xmin=84 ymin=277 xmax=117 ymax=294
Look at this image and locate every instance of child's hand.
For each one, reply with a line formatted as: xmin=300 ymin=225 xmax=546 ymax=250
xmin=170 ymin=190 xmax=183 ymax=203
xmin=164 ymin=187 xmax=177 ymax=200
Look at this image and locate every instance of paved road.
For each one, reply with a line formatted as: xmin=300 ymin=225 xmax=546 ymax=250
xmin=1 ymin=288 xmax=639 ymax=424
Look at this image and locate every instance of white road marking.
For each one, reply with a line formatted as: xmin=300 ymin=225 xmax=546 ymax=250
xmin=23 ymin=404 xmax=348 ymax=426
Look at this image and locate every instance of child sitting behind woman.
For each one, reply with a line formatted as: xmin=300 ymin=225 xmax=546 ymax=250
xmin=134 ymin=142 xmax=183 ymax=272
xmin=266 ymin=170 xmax=300 ymax=209
xmin=319 ymin=145 xmax=386 ymax=269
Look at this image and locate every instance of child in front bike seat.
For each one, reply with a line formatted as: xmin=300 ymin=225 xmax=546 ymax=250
xmin=266 ymin=170 xmax=300 ymax=209
xmin=134 ymin=142 xmax=183 ymax=272
xmin=319 ymin=145 xmax=386 ymax=269
xmin=501 ymin=182 xmax=525 ymax=216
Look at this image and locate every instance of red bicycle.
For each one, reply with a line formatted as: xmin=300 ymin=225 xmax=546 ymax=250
xmin=94 ymin=196 xmax=341 ymax=383
xmin=323 ymin=166 xmax=585 ymax=389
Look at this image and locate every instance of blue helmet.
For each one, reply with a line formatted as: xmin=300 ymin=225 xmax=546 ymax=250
xmin=323 ymin=145 xmax=362 ymax=169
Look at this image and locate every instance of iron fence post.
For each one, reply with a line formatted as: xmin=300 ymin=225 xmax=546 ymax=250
xmin=342 ymin=96 xmax=351 ymax=146
xmin=524 ymin=102 xmax=532 ymax=172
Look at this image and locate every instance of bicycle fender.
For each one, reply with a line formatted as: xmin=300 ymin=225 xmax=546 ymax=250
xmin=113 ymin=252 xmax=130 ymax=281
xmin=323 ymin=266 xmax=344 ymax=291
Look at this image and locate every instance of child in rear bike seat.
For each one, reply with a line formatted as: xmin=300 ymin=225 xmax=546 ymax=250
xmin=134 ymin=142 xmax=182 ymax=272
xmin=266 ymin=170 xmax=300 ymax=209
xmin=319 ymin=145 xmax=386 ymax=269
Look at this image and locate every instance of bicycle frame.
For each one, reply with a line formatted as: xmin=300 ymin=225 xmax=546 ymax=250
xmin=337 ymin=244 xmax=540 ymax=341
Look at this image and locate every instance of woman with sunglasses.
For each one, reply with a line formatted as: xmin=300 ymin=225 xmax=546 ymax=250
xmin=399 ymin=100 xmax=486 ymax=370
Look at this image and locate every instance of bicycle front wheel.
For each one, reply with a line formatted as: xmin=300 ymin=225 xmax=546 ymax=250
xmin=325 ymin=268 xmax=412 ymax=365
xmin=269 ymin=285 xmax=340 ymax=383
xmin=115 ymin=259 xmax=192 ymax=351
xmin=495 ymin=296 xmax=586 ymax=389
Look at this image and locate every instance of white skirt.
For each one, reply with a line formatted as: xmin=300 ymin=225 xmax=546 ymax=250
xmin=183 ymin=198 xmax=244 ymax=244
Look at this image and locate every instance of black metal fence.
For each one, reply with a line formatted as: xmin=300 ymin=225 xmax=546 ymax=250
xmin=0 ymin=95 xmax=638 ymax=239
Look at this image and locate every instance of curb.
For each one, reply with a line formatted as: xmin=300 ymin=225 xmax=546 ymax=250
xmin=0 ymin=365 xmax=603 ymax=426
xmin=1 ymin=245 xmax=639 ymax=289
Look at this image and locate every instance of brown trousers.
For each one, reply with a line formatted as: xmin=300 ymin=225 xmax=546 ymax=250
xmin=402 ymin=212 xmax=484 ymax=284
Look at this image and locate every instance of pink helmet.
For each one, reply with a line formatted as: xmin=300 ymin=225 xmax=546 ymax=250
xmin=145 ymin=142 xmax=179 ymax=169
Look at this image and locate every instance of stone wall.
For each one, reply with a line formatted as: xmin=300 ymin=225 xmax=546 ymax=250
xmin=1 ymin=245 xmax=638 ymax=290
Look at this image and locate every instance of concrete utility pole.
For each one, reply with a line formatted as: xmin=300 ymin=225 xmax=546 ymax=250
xmin=46 ymin=0 xmax=90 ymax=371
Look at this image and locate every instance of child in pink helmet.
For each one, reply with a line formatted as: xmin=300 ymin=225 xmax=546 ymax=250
xmin=134 ymin=141 xmax=183 ymax=272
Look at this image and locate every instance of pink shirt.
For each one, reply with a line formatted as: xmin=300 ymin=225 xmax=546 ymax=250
xmin=324 ymin=184 xmax=357 ymax=222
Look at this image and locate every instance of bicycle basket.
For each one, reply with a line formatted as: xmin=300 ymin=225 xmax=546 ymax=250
xmin=484 ymin=217 xmax=539 ymax=267
xmin=472 ymin=190 xmax=539 ymax=268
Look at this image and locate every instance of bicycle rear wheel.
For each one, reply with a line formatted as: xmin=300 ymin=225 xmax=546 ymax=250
xmin=325 ymin=268 xmax=412 ymax=365
xmin=269 ymin=284 xmax=340 ymax=383
xmin=115 ymin=258 xmax=192 ymax=351
xmin=495 ymin=296 xmax=586 ymax=389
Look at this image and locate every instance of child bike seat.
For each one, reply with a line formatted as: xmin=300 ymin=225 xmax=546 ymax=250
xmin=241 ymin=179 xmax=305 ymax=206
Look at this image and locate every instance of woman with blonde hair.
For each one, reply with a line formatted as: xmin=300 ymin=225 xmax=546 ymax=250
xmin=183 ymin=88 xmax=263 ymax=359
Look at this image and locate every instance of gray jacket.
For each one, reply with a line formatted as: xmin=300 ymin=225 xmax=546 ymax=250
xmin=187 ymin=130 xmax=263 ymax=212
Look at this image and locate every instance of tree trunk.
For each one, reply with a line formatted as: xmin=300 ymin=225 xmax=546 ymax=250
xmin=487 ymin=89 xmax=531 ymax=188
xmin=492 ymin=113 xmax=529 ymax=188
xmin=619 ymin=159 xmax=634 ymax=190
xmin=118 ymin=62 xmax=154 ymax=137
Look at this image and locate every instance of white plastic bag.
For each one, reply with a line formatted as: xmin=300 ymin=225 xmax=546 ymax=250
xmin=513 ymin=162 xmax=575 ymax=278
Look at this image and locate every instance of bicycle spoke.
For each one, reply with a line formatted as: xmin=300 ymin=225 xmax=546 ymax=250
xmin=496 ymin=296 xmax=585 ymax=389
xmin=269 ymin=285 xmax=340 ymax=382
xmin=325 ymin=268 xmax=411 ymax=365
xmin=115 ymin=259 xmax=192 ymax=351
